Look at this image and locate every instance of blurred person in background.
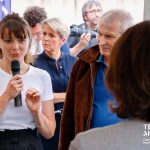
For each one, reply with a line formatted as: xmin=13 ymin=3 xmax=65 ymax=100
xmin=34 ymin=17 xmax=77 ymax=150
xmin=23 ymin=6 xmax=47 ymax=55
xmin=68 ymin=0 xmax=103 ymax=56
xmin=59 ymin=9 xmax=134 ymax=150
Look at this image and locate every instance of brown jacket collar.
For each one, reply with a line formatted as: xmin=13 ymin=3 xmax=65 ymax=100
xmin=78 ymin=45 xmax=100 ymax=63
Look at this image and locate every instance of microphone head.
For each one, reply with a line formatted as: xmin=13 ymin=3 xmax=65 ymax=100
xmin=11 ymin=60 xmax=20 ymax=75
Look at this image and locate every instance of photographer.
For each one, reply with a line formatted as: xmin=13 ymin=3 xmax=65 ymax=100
xmin=68 ymin=0 xmax=103 ymax=56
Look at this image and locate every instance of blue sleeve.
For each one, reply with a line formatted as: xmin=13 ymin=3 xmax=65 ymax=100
xmin=61 ymin=42 xmax=70 ymax=54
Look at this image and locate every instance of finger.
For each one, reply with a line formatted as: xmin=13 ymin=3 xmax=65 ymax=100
xmin=85 ymin=32 xmax=91 ymax=36
xmin=25 ymin=88 xmax=39 ymax=96
xmin=10 ymin=75 xmax=23 ymax=85
xmin=9 ymin=82 xmax=22 ymax=92
xmin=84 ymin=33 xmax=91 ymax=39
xmin=81 ymin=33 xmax=86 ymax=38
xmin=32 ymin=93 xmax=40 ymax=102
xmin=13 ymin=79 xmax=23 ymax=85
xmin=13 ymin=74 xmax=22 ymax=80
xmin=32 ymin=92 xmax=40 ymax=98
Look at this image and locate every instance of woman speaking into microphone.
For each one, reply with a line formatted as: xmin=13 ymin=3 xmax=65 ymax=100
xmin=0 ymin=13 xmax=56 ymax=150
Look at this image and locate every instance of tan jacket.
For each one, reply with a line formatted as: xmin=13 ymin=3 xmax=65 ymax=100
xmin=69 ymin=120 xmax=150 ymax=150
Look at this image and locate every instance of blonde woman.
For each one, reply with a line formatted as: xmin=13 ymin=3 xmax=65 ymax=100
xmin=35 ymin=17 xmax=76 ymax=150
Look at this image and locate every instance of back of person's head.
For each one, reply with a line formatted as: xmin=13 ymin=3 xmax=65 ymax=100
xmin=23 ymin=6 xmax=47 ymax=27
xmin=82 ymin=0 xmax=102 ymax=22
xmin=105 ymin=21 xmax=150 ymax=122
xmin=0 ymin=13 xmax=33 ymax=64
xmin=99 ymin=9 xmax=134 ymax=34
xmin=42 ymin=17 xmax=70 ymax=40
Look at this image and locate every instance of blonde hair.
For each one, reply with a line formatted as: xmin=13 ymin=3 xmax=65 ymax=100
xmin=42 ymin=17 xmax=70 ymax=39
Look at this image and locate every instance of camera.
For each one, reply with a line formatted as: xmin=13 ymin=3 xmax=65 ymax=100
xmin=69 ymin=25 xmax=97 ymax=38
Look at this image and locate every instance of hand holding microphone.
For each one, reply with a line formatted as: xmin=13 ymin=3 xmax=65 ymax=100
xmin=11 ymin=60 xmax=22 ymax=107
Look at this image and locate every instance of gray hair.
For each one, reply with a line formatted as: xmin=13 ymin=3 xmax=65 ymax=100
xmin=99 ymin=9 xmax=134 ymax=34
xmin=82 ymin=0 xmax=102 ymax=21
xmin=41 ymin=17 xmax=70 ymax=39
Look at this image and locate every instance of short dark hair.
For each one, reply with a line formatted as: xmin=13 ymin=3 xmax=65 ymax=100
xmin=105 ymin=21 xmax=150 ymax=122
xmin=0 ymin=12 xmax=34 ymax=64
xmin=0 ymin=12 xmax=31 ymax=41
xmin=23 ymin=6 xmax=47 ymax=27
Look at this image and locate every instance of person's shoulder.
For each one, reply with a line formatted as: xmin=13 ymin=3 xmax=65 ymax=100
xmin=35 ymin=52 xmax=45 ymax=60
xmin=72 ymin=120 xmax=138 ymax=141
xmin=34 ymin=52 xmax=48 ymax=66
xmin=29 ymin=65 xmax=49 ymax=76
xmin=70 ymin=120 xmax=145 ymax=150
xmin=78 ymin=23 xmax=87 ymax=29
xmin=68 ymin=46 xmax=99 ymax=74
xmin=63 ymin=52 xmax=77 ymax=60
xmin=78 ymin=45 xmax=100 ymax=63
xmin=81 ymin=120 xmax=147 ymax=144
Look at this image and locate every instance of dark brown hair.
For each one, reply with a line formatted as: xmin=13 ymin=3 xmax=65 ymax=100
xmin=0 ymin=13 xmax=34 ymax=64
xmin=23 ymin=6 xmax=47 ymax=27
xmin=105 ymin=21 xmax=150 ymax=121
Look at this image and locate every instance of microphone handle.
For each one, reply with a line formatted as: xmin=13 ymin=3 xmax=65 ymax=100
xmin=14 ymin=92 xmax=22 ymax=107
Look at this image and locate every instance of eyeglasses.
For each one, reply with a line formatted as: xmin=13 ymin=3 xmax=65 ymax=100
xmin=86 ymin=9 xmax=102 ymax=14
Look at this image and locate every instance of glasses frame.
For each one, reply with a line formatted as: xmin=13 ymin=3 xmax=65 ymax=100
xmin=85 ymin=9 xmax=103 ymax=14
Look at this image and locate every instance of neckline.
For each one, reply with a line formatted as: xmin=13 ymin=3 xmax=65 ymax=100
xmin=0 ymin=65 xmax=31 ymax=76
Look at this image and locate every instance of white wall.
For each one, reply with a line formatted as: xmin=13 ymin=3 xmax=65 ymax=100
xmin=11 ymin=0 xmax=144 ymax=26
xmin=144 ymin=0 xmax=150 ymax=20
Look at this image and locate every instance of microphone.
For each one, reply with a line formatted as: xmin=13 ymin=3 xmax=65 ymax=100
xmin=11 ymin=60 xmax=22 ymax=107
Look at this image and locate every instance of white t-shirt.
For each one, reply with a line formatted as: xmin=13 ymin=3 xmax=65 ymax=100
xmin=0 ymin=65 xmax=53 ymax=130
xmin=30 ymin=38 xmax=43 ymax=55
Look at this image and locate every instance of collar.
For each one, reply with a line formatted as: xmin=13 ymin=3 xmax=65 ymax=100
xmin=96 ymin=55 xmax=107 ymax=66
xmin=78 ymin=45 xmax=100 ymax=63
xmin=42 ymin=51 xmax=64 ymax=62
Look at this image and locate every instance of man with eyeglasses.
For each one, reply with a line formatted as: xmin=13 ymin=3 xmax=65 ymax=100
xmin=68 ymin=0 xmax=103 ymax=56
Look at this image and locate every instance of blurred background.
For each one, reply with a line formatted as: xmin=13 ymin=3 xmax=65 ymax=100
xmin=1 ymin=0 xmax=149 ymax=26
